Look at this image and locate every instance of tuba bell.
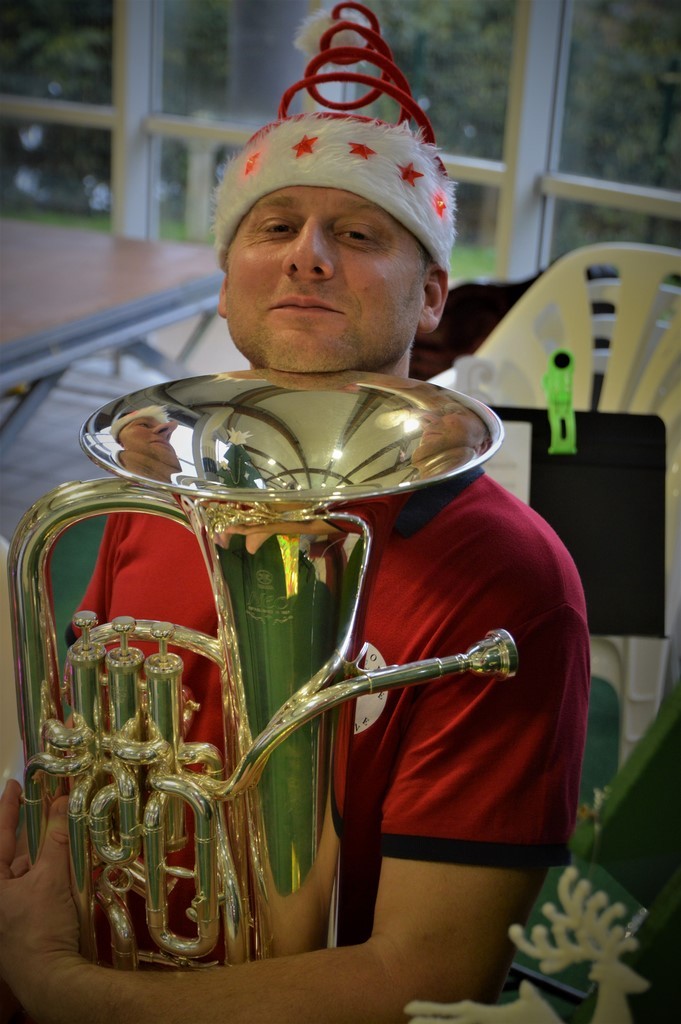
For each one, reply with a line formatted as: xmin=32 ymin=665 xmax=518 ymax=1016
xmin=8 ymin=369 xmax=518 ymax=969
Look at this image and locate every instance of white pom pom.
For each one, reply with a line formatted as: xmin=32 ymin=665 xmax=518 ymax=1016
xmin=294 ymin=7 xmax=371 ymax=58
xmin=294 ymin=11 xmax=336 ymax=56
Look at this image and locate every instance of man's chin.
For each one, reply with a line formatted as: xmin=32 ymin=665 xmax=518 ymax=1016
xmin=236 ymin=334 xmax=406 ymax=377
xmin=249 ymin=350 xmax=356 ymax=375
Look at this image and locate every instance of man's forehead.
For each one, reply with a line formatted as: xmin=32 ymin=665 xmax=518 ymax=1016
xmin=247 ymin=186 xmax=395 ymax=220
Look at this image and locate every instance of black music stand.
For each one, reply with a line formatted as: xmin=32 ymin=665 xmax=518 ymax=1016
xmin=493 ymin=408 xmax=666 ymax=637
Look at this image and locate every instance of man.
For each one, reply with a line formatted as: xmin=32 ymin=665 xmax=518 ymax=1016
xmin=0 ymin=6 xmax=589 ymax=1022
xmin=409 ymin=399 xmax=493 ymax=475
xmin=112 ymin=406 xmax=182 ymax=482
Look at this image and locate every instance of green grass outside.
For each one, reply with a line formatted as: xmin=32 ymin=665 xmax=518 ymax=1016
xmin=449 ymin=245 xmax=496 ymax=281
xmin=1 ymin=209 xmax=111 ymax=232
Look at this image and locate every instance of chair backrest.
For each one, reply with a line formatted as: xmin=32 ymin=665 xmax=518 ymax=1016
xmin=408 ymin=272 xmax=539 ymax=380
xmin=438 ymin=243 xmax=681 ymax=435
xmin=433 ymin=243 xmax=681 ymax=589
xmin=430 ymin=244 xmax=681 ymax=706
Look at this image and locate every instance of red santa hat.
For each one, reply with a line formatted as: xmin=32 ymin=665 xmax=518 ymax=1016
xmin=213 ymin=2 xmax=456 ymax=271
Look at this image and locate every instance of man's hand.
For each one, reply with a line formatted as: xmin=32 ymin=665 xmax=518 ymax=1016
xmin=216 ymin=518 xmax=343 ymax=554
xmin=0 ymin=780 xmax=29 ymax=881
xmin=0 ymin=780 xmax=81 ymax=1021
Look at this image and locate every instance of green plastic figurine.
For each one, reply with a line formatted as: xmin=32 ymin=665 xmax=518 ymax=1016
xmin=543 ymin=349 xmax=577 ymax=454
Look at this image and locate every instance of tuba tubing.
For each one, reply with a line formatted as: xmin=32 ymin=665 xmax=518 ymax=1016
xmin=8 ymin=373 xmax=518 ymax=969
xmin=217 ymin=629 xmax=518 ymax=797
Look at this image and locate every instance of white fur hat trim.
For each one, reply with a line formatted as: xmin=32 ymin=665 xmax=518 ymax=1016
xmin=213 ymin=113 xmax=456 ymax=271
xmin=111 ymin=405 xmax=170 ymax=441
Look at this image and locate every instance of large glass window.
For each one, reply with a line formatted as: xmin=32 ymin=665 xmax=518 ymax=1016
xmin=158 ymin=136 xmax=233 ymax=243
xmin=551 ymin=199 xmax=681 ymax=262
xmin=368 ymin=0 xmax=514 ymax=161
xmin=560 ymin=0 xmax=681 ymax=191
xmin=159 ymin=0 xmax=232 ymax=120
xmin=159 ymin=0 xmax=308 ymax=125
xmin=549 ymin=0 xmax=681 ymax=257
xmin=0 ymin=0 xmax=113 ymax=104
xmin=0 ymin=121 xmax=111 ymax=229
xmin=0 ymin=0 xmax=113 ymax=227
xmin=450 ymin=182 xmax=498 ymax=279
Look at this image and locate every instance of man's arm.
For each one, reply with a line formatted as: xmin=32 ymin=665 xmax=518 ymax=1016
xmin=0 ymin=780 xmax=544 ymax=1024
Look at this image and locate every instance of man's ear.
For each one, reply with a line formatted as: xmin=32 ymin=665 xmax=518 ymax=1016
xmin=217 ymin=275 xmax=228 ymax=320
xmin=418 ymin=265 xmax=449 ymax=335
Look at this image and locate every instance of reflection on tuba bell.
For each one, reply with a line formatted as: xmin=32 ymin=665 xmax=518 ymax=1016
xmin=8 ymin=369 xmax=518 ymax=969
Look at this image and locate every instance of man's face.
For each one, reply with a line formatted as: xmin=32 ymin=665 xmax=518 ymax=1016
xmin=412 ymin=401 xmax=491 ymax=468
xmin=117 ymin=416 xmax=181 ymax=481
xmin=218 ymin=187 xmax=447 ymax=377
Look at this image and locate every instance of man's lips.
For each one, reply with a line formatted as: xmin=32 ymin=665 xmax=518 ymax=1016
xmin=270 ymin=297 xmax=342 ymax=313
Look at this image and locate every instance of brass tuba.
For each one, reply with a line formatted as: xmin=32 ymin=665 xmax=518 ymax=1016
xmin=8 ymin=369 xmax=518 ymax=969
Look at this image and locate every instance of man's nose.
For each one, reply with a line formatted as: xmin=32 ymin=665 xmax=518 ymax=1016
xmin=283 ymin=222 xmax=333 ymax=279
xmin=154 ymin=420 xmax=176 ymax=438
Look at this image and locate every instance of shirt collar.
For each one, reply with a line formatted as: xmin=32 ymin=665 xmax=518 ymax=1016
xmin=395 ymin=466 xmax=484 ymax=538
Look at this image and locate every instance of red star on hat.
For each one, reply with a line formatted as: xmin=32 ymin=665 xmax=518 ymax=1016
xmin=349 ymin=142 xmax=377 ymax=160
xmin=292 ymin=134 xmax=318 ymax=157
xmin=398 ymin=162 xmax=424 ymax=186
xmin=434 ymin=192 xmax=448 ymax=218
xmin=244 ymin=153 xmax=260 ymax=175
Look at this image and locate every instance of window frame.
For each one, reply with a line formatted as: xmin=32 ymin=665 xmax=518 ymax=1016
xmin=0 ymin=0 xmax=678 ymax=279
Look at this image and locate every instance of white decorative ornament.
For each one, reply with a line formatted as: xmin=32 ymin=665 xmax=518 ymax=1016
xmin=226 ymin=429 xmax=253 ymax=446
xmin=404 ymin=865 xmax=649 ymax=1024
xmin=354 ymin=644 xmax=388 ymax=734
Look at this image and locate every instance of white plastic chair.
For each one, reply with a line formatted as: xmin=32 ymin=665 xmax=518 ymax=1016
xmin=431 ymin=243 xmax=681 ymax=764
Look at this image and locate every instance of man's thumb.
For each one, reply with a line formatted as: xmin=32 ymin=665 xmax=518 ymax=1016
xmin=42 ymin=795 xmax=70 ymax=853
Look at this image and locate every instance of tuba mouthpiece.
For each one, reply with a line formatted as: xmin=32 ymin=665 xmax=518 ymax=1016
xmin=465 ymin=629 xmax=519 ymax=679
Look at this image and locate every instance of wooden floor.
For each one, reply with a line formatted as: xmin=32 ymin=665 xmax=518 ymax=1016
xmin=0 ymin=313 xmax=248 ymax=540
xmin=0 ymin=219 xmax=220 ymax=345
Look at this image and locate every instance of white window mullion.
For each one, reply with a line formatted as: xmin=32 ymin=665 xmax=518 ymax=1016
xmin=538 ymin=0 xmax=575 ymax=268
xmin=111 ymin=0 xmax=156 ymax=238
xmin=496 ymin=0 xmax=567 ymax=280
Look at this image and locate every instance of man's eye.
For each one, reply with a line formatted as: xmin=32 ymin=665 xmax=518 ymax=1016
xmin=339 ymin=226 xmax=371 ymax=240
xmin=267 ymin=222 xmax=292 ymax=234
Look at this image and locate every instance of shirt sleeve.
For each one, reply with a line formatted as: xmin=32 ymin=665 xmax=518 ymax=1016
xmin=380 ymin=600 xmax=590 ymax=866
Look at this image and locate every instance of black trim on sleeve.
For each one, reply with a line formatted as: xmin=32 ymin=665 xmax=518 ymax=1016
xmin=382 ymin=833 xmax=572 ymax=869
